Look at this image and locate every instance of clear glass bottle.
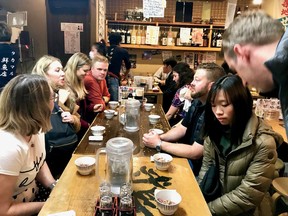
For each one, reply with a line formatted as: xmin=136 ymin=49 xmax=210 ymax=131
xmin=176 ymin=28 xmax=182 ymax=46
xmin=161 ymin=27 xmax=168 ymax=46
xmin=136 ymin=25 xmax=141 ymax=45
xmin=131 ymin=25 xmax=136 ymax=45
xmin=202 ymin=28 xmax=208 ymax=47
xmin=167 ymin=26 xmax=173 ymax=46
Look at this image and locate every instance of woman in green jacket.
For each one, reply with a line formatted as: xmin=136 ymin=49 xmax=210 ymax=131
xmin=198 ymin=75 xmax=283 ymax=216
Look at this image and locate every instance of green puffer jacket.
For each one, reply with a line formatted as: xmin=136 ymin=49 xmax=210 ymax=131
xmin=198 ymin=114 xmax=283 ymax=216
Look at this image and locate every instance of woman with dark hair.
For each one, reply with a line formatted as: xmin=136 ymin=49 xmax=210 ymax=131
xmin=89 ymin=39 xmax=107 ymax=59
xmin=198 ymin=75 xmax=283 ymax=215
xmin=165 ymin=62 xmax=194 ymax=126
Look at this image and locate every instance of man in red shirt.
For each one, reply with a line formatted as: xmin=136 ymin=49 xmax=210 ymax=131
xmin=84 ymin=55 xmax=110 ymax=121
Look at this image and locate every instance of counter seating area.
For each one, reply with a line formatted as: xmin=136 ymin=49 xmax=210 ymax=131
xmin=39 ymin=104 xmax=211 ymax=215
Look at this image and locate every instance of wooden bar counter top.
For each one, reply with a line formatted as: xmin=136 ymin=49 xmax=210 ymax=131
xmin=39 ymin=103 xmax=211 ymax=215
xmin=39 ymin=154 xmax=211 ymax=216
xmin=74 ymin=104 xmax=171 ymax=157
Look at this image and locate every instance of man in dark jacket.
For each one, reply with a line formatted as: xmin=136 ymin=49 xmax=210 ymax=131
xmin=107 ymin=32 xmax=131 ymax=101
xmin=160 ymin=57 xmax=177 ymax=112
xmin=222 ymin=10 xmax=288 ymax=139
xmin=143 ymin=63 xmax=226 ymax=175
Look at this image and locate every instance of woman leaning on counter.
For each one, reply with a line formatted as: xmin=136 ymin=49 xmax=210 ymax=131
xmin=198 ymin=75 xmax=283 ymax=216
xmin=64 ymin=52 xmax=92 ymax=138
xmin=32 ymin=55 xmax=81 ymax=178
xmin=0 ymin=74 xmax=56 ymax=215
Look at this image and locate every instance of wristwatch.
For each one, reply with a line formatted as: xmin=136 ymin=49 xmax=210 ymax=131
xmin=48 ymin=180 xmax=58 ymax=190
xmin=156 ymin=140 xmax=162 ymax=152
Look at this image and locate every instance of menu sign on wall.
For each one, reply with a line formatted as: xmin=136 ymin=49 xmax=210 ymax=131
xmin=143 ymin=0 xmax=165 ymax=18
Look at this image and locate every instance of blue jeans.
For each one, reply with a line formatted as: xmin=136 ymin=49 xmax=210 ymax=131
xmin=107 ymin=76 xmax=119 ymax=101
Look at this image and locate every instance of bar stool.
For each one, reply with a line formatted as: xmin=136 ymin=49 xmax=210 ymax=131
xmin=271 ymin=177 xmax=288 ymax=216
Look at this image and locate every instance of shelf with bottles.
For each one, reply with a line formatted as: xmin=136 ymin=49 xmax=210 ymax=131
xmin=106 ymin=20 xmax=225 ymax=51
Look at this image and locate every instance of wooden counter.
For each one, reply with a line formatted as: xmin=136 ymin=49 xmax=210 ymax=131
xmin=265 ymin=119 xmax=287 ymax=143
xmin=39 ymin=154 xmax=211 ymax=216
xmin=74 ymin=104 xmax=170 ymax=157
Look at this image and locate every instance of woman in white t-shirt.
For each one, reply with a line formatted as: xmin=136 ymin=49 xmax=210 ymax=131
xmin=0 ymin=74 xmax=56 ymax=215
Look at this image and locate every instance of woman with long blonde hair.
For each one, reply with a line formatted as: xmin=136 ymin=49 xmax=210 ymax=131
xmin=32 ymin=55 xmax=80 ymax=178
xmin=64 ymin=52 xmax=92 ymax=137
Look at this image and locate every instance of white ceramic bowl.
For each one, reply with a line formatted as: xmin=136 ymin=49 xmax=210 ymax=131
xmin=155 ymin=190 xmax=182 ymax=215
xmin=108 ymin=101 xmax=119 ymax=109
xmin=74 ymin=156 xmax=96 ymax=175
xmin=153 ymin=153 xmax=173 ymax=171
xmin=104 ymin=110 xmax=115 ymax=119
xmin=149 ymin=128 xmax=164 ymax=135
xmin=144 ymin=103 xmax=153 ymax=111
xmin=148 ymin=114 xmax=160 ymax=125
xmin=91 ymin=125 xmax=105 ymax=136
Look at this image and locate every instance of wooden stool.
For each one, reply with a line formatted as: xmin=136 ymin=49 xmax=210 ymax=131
xmin=272 ymin=177 xmax=288 ymax=215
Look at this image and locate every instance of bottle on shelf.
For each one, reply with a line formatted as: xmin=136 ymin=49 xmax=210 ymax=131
xmin=216 ymin=31 xmax=222 ymax=48
xmin=202 ymin=28 xmax=208 ymax=47
xmin=120 ymin=28 xmax=126 ymax=44
xmin=211 ymin=31 xmax=217 ymax=47
xmin=161 ymin=27 xmax=168 ymax=46
xmin=131 ymin=25 xmax=136 ymax=45
xmin=235 ymin=7 xmax=241 ymax=17
xmin=141 ymin=26 xmax=146 ymax=45
xmin=167 ymin=26 xmax=173 ymax=46
xmin=176 ymin=28 xmax=182 ymax=46
xmin=136 ymin=25 xmax=142 ymax=45
xmin=125 ymin=27 xmax=131 ymax=44
xmin=116 ymin=25 xmax=121 ymax=34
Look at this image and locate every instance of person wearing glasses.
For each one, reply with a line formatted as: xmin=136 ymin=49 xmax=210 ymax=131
xmin=0 ymin=74 xmax=56 ymax=215
xmin=32 ymin=55 xmax=80 ymax=178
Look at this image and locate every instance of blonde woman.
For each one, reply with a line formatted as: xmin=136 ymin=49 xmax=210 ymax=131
xmin=64 ymin=52 xmax=92 ymax=137
xmin=0 ymin=74 xmax=56 ymax=215
xmin=32 ymin=55 xmax=80 ymax=178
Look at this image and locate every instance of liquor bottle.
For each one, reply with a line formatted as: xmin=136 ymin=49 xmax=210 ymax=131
xmin=167 ymin=26 xmax=173 ymax=46
xmin=211 ymin=31 xmax=217 ymax=47
xmin=125 ymin=28 xmax=131 ymax=44
xmin=216 ymin=31 xmax=222 ymax=48
xmin=141 ymin=26 xmax=146 ymax=45
xmin=161 ymin=28 xmax=168 ymax=46
xmin=120 ymin=28 xmax=126 ymax=44
xmin=202 ymin=28 xmax=208 ymax=47
xmin=131 ymin=25 xmax=136 ymax=45
xmin=176 ymin=29 xmax=182 ymax=46
xmin=235 ymin=7 xmax=241 ymax=17
xmin=136 ymin=25 xmax=141 ymax=45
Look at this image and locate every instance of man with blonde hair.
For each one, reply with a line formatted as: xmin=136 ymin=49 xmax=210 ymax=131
xmin=84 ymin=54 xmax=110 ymax=120
xmin=222 ymin=10 xmax=288 ymax=138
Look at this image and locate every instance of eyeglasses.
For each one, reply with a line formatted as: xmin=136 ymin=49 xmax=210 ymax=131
xmin=50 ymin=92 xmax=59 ymax=103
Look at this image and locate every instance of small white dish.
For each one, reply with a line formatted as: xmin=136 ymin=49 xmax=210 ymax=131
xmin=104 ymin=109 xmax=115 ymax=119
xmin=154 ymin=189 xmax=182 ymax=215
xmin=153 ymin=153 xmax=173 ymax=171
xmin=91 ymin=125 xmax=105 ymax=136
xmin=108 ymin=101 xmax=119 ymax=109
xmin=149 ymin=128 xmax=164 ymax=135
xmin=74 ymin=156 xmax=96 ymax=175
xmin=89 ymin=135 xmax=103 ymax=141
xmin=148 ymin=114 xmax=160 ymax=125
